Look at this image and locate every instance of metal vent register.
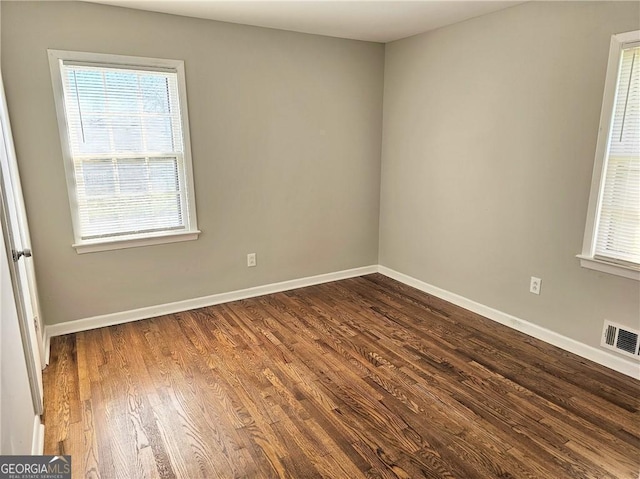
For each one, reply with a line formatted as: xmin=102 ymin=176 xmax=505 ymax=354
xmin=601 ymin=320 xmax=640 ymax=360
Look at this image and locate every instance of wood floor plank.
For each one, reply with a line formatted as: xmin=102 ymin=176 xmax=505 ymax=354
xmin=43 ymin=274 xmax=640 ymax=478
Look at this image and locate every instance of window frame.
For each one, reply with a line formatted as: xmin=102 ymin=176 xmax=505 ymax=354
xmin=578 ymin=30 xmax=640 ymax=281
xmin=48 ymin=49 xmax=200 ymax=254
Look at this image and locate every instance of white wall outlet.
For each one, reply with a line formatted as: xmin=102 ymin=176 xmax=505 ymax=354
xmin=247 ymin=253 xmax=257 ymax=267
xmin=530 ymin=276 xmax=542 ymax=295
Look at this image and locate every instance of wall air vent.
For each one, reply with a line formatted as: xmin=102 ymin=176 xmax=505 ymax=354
xmin=601 ymin=320 xmax=640 ymax=361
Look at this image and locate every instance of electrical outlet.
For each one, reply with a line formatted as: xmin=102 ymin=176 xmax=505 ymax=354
xmin=530 ymin=276 xmax=541 ymax=295
xmin=247 ymin=253 xmax=256 ymax=267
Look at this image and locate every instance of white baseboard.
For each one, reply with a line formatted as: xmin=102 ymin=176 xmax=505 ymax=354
xmin=379 ymin=266 xmax=640 ymax=380
xmin=44 ymin=334 xmax=51 ymax=365
xmin=43 ymin=263 xmax=638 ymax=380
xmin=31 ymin=415 xmax=44 ymax=455
xmin=44 ymin=265 xmax=378 ymax=345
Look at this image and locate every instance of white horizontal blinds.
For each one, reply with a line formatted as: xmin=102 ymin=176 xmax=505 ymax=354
xmin=596 ymin=45 xmax=640 ymax=265
xmin=60 ymin=62 xmax=187 ymax=239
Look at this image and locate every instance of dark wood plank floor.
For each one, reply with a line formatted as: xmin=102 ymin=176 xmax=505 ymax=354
xmin=43 ymin=274 xmax=640 ymax=478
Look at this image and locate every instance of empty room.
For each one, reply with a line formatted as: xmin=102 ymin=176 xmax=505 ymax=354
xmin=0 ymin=0 xmax=639 ymax=477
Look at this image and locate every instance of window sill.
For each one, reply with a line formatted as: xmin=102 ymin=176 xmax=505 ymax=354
xmin=73 ymin=230 xmax=201 ymax=254
xmin=576 ymin=255 xmax=640 ymax=281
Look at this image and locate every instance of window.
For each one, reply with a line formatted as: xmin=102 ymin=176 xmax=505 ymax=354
xmin=48 ymin=50 xmax=199 ymax=253
xmin=579 ymin=31 xmax=640 ymax=280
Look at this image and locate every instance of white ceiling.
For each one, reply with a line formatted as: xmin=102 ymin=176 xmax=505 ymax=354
xmin=84 ymin=1 xmax=525 ymax=43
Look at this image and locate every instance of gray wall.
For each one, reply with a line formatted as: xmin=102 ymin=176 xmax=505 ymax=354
xmin=2 ymin=0 xmax=639 ymax=356
xmin=380 ymin=1 xmax=640 ymax=349
xmin=1 ymin=1 xmax=384 ymax=324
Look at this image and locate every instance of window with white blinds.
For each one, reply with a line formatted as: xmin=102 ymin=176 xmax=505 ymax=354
xmin=580 ymin=31 xmax=640 ymax=280
xmin=48 ymin=51 xmax=199 ymax=253
xmin=595 ymin=45 xmax=640 ymax=266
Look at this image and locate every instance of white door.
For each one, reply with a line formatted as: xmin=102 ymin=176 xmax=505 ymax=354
xmin=0 ymin=220 xmax=41 ymax=454
xmin=0 ymin=72 xmax=44 ymax=415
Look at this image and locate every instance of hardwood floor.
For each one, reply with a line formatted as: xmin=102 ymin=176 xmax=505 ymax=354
xmin=43 ymin=274 xmax=640 ymax=478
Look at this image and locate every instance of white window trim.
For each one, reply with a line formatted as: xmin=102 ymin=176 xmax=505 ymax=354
xmin=578 ymin=30 xmax=640 ymax=281
xmin=73 ymin=230 xmax=201 ymax=254
xmin=48 ymin=49 xmax=199 ymax=254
